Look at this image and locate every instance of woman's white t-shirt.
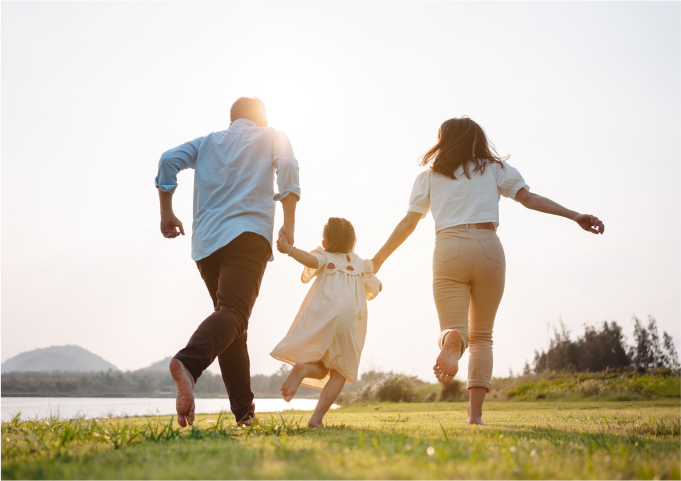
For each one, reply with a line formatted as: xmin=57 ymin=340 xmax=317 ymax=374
xmin=408 ymin=161 xmax=529 ymax=232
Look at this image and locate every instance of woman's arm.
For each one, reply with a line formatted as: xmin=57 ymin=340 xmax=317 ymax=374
xmin=371 ymin=211 xmax=423 ymax=273
xmin=515 ymin=188 xmax=604 ymax=234
xmin=276 ymin=233 xmax=319 ymax=269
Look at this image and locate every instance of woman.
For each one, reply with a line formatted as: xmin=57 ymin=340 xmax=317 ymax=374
xmin=371 ymin=117 xmax=604 ymax=424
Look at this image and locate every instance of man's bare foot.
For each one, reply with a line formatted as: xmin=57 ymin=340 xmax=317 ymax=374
xmin=281 ymin=363 xmax=307 ymax=402
xmin=169 ymin=358 xmax=196 ymax=427
xmin=236 ymin=403 xmax=255 ymax=426
xmin=467 ymin=405 xmax=486 ymax=425
xmin=307 ymin=416 xmax=324 ymax=428
xmin=433 ymin=330 xmax=462 ymax=385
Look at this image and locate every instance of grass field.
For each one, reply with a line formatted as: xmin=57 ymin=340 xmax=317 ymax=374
xmin=2 ymin=400 xmax=679 ymax=479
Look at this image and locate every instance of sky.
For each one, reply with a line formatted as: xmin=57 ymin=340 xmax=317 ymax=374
xmin=2 ymin=2 xmax=679 ymax=383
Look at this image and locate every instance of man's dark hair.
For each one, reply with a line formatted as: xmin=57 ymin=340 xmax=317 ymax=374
xmin=230 ymin=97 xmax=267 ymax=126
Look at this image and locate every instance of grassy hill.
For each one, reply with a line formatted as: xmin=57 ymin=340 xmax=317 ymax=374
xmin=1 ymin=346 xmax=118 ymax=373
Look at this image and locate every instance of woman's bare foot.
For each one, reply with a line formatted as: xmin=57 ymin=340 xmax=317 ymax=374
xmin=467 ymin=387 xmax=487 ymax=424
xmin=169 ymin=358 xmax=196 ymax=427
xmin=433 ymin=330 xmax=462 ymax=385
xmin=467 ymin=405 xmax=486 ymax=425
xmin=281 ymin=363 xmax=307 ymax=402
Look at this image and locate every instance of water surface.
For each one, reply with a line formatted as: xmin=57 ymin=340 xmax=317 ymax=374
xmin=1 ymin=397 xmax=332 ymax=421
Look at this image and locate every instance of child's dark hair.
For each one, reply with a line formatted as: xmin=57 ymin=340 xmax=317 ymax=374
xmin=323 ymin=217 xmax=356 ymax=254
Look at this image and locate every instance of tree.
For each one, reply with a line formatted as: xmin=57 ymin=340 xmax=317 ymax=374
xmin=662 ymin=331 xmax=680 ymax=370
xmin=523 ymin=361 xmax=532 ymax=376
xmin=629 ymin=316 xmax=674 ymax=370
xmin=579 ymin=321 xmax=630 ymax=372
xmin=528 ymin=317 xmax=678 ymax=374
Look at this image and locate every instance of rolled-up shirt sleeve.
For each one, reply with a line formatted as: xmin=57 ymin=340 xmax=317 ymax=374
xmin=408 ymin=171 xmax=431 ymax=218
xmin=272 ymin=131 xmax=301 ymax=201
xmin=494 ymin=162 xmax=529 ymax=200
xmin=155 ymin=137 xmax=203 ymax=194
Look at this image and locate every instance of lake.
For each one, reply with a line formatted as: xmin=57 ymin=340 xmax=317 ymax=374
xmin=1 ymin=397 xmax=334 ymax=421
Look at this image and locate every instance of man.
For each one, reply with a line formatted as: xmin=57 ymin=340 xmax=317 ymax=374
xmin=155 ymin=97 xmax=300 ymax=427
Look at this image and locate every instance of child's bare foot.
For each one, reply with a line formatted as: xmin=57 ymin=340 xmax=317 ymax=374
xmin=307 ymin=416 xmax=324 ymax=428
xmin=169 ymin=358 xmax=196 ymax=427
xmin=281 ymin=363 xmax=307 ymax=402
xmin=433 ymin=330 xmax=462 ymax=385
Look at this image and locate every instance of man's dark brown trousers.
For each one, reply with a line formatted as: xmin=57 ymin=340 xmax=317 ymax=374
xmin=174 ymin=232 xmax=270 ymax=423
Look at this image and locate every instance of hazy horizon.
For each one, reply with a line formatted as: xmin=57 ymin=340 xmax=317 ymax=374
xmin=2 ymin=2 xmax=679 ymax=382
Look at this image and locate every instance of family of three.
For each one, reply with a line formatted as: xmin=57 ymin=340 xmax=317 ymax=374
xmin=155 ymin=97 xmax=604 ymax=428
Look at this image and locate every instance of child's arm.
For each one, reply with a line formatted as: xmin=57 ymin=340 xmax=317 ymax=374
xmin=276 ymin=233 xmax=319 ymax=269
xmin=363 ymin=260 xmax=382 ymax=300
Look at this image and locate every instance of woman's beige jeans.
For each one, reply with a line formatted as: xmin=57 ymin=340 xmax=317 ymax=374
xmin=433 ymin=224 xmax=505 ymax=392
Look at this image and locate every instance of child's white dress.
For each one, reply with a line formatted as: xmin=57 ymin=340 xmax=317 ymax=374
xmin=270 ymin=247 xmax=382 ymax=389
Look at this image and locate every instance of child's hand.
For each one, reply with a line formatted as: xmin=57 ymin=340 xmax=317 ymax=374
xmin=277 ymin=233 xmax=292 ymax=254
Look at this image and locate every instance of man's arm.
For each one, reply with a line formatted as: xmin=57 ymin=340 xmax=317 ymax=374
xmin=272 ymin=131 xmax=301 ymax=244
xmin=279 ymin=193 xmax=298 ymax=246
xmin=159 ymin=190 xmax=185 ymax=238
xmin=155 ymin=138 xmax=202 ymax=239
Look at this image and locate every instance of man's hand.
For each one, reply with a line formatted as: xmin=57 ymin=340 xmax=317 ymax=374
xmin=573 ymin=214 xmax=605 ymax=235
xmin=278 ymin=224 xmax=295 ymax=247
xmin=161 ymin=214 xmax=185 ymax=239
xmin=277 ymin=232 xmax=292 ymax=254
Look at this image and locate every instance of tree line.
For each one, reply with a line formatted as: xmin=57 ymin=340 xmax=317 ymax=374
xmin=526 ymin=316 xmax=679 ymax=375
xmin=1 ymin=365 xmax=319 ymax=398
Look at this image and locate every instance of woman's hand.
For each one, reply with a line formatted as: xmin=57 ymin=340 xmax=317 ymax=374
xmin=276 ymin=233 xmax=292 ymax=254
xmin=572 ymin=214 xmax=605 ymax=234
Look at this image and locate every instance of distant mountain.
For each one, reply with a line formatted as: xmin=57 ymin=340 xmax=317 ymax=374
xmin=1 ymin=345 xmax=118 ymax=373
xmin=139 ymin=357 xmax=173 ymax=371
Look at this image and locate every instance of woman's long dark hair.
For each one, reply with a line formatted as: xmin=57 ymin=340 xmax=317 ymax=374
xmin=420 ymin=117 xmax=508 ymax=179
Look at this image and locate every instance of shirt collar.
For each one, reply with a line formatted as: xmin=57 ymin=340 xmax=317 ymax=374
xmin=230 ymin=118 xmax=256 ymax=127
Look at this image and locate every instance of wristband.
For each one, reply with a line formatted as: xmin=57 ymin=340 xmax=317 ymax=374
xmin=288 ymin=246 xmax=295 ymax=257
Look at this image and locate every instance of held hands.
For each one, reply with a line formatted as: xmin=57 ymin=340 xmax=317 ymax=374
xmin=160 ymin=214 xmax=185 ymax=239
xmin=278 ymin=224 xmax=295 ymax=248
xmin=573 ymin=214 xmax=605 ymax=234
xmin=277 ymin=231 xmax=293 ymax=254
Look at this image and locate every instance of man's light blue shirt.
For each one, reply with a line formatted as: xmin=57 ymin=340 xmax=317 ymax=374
xmin=155 ymin=119 xmax=301 ymax=261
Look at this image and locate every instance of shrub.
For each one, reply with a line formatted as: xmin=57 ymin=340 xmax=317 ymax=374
xmin=376 ymin=374 xmax=418 ymax=402
xmin=351 ymin=373 xmax=422 ymax=403
xmin=506 ymin=382 xmax=534 ymax=400
xmin=438 ymin=379 xmax=464 ymax=402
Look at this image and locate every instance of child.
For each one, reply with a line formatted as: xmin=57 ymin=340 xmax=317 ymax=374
xmin=271 ymin=217 xmax=382 ymax=427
